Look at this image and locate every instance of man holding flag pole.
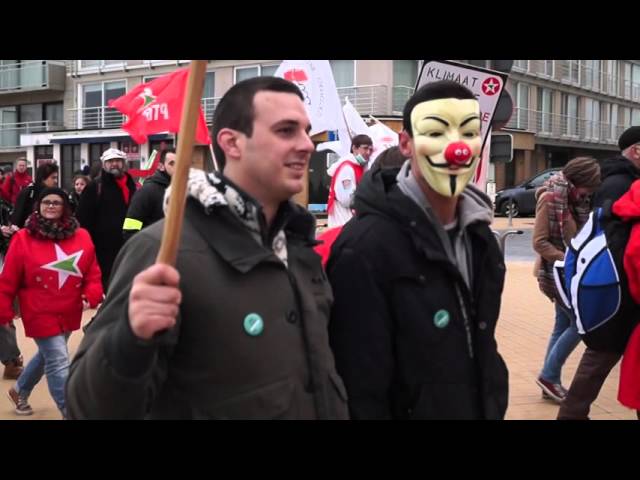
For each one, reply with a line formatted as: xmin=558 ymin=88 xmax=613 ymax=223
xmin=66 ymin=67 xmax=349 ymax=420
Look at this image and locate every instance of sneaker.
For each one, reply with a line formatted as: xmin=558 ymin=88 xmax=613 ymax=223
xmin=2 ymin=355 xmax=24 ymax=380
xmin=536 ymin=377 xmax=567 ymax=403
xmin=6 ymin=387 xmax=33 ymax=416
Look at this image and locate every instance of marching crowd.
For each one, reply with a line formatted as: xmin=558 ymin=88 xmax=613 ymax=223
xmin=0 ymin=77 xmax=639 ymax=420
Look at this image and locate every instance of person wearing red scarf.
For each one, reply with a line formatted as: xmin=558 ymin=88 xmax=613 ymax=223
xmin=76 ymin=148 xmax=137 ymax=292
xmin=1 ymin=187 xmax=102 ymax=417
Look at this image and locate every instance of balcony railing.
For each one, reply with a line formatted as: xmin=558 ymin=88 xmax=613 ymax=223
xmin=0 ymin=61 xmax=66 ymax=93
xmin=68 ymin=97 xmax=222 ymax=130
xmin=202 ymin=97 xmax=221 ymax=124
xmin=506 ymin=107 xmax=625 ymax=144
xmin=67 ymin=106 xmax=125 ymax=130
xmin=0 ymin=120 xmax=64 ymax=148
xmin=392 ymin=85 xmax=414 ymax=114
xmin=513 ymin=60 xmax=640 ymax=102
xmin=336 ymin=84 xmax=388 ymax=116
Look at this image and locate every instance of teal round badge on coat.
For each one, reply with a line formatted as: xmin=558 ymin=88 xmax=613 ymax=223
xmin=433 ymin=309 xmax=450 ymax=328
xmin=244 ymin=313 xmax=264 ymax=336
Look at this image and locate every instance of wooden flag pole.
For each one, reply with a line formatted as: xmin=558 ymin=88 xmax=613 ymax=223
xmin=156 ymin=60 xmax=208 ymax=266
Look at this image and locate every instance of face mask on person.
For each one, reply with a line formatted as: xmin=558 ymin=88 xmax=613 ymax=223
xmin=410 ymin=98 xmax=482 ymax=197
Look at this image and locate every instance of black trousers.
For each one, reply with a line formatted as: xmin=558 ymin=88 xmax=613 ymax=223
xmin=0 ymin=322 xmax=21 ymax=364
xmin=557 ymin=347 xmax=621 ymax=420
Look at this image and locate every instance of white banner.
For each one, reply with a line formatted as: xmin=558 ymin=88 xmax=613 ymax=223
xmin=274 ymin=60 xmax=343 ymax=137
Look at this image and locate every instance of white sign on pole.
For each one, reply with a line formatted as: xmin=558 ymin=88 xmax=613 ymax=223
xmin=416 ymin=60 xmax=508 ymax=151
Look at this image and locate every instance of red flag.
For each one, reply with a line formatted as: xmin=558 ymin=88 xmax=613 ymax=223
xmin=109 ymin=68 xmax=211 ymax=145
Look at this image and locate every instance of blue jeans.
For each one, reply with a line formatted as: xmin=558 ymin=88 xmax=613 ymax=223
xmin=16 ymin=333 xmax=70 ymax=417
xmin=540 ymin=305 xmax=581 ymax=384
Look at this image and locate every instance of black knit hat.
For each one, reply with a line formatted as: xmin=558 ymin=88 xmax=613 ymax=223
xmin=618 ymin=126 xmax=640 ymax=151
xmin=36 ymin=187 xmax=71 ymax=213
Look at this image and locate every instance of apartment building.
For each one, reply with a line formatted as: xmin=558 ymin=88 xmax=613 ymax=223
xmin=3 ymin=59 xmax=637 ymax=198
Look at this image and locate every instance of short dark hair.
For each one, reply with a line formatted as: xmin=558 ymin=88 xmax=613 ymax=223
xmin=403 ymin=80 xmax=477 ymax=137
xmin=158 ymin=147 xmax=176 ymax=165
xmin=211 ymin=76 xmax=304 ymax=170
xmin=370 ymin=146 xmax=407 ymax=171
xmin=351 ymin=134 xmax=373 ymax=151
xmin=35 ymin=162 xmax=59 ymax=185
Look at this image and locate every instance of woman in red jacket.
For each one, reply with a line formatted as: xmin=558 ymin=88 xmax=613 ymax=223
xmin=0 ymin=187 xmax=103 ymax=418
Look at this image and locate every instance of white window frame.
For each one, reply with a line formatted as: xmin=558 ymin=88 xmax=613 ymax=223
xmin=233 ymin=63 xmax=281 ymax=84
xmin=513 ymin=60 xmax=529 ymax=72
xmin=78 ymin=79 xmax=127 ymax=129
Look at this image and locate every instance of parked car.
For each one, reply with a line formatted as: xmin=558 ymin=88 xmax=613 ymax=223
xmin=494 ymin=168 xmax=561 ymax=217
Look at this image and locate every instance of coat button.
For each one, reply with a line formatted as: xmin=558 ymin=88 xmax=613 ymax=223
xmin=478 ymin=321 xmax=488 ymax=330
xmin=410 ymin=220 xmax=417 ymax=228
xmin=287 ymin=311 xmax=298 ymax=324
xmin=418 ymin=275 xmax=426 ymax=284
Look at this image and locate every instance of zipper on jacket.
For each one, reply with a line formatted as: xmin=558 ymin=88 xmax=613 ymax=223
xmin=454 ymin=283 xmax=474 ymax=359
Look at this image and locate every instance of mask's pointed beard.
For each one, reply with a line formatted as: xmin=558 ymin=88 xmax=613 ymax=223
xmin=449 ymin=175 xmax=457 ymax=196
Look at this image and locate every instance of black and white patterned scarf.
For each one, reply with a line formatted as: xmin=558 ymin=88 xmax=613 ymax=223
xmin=164 ymin=169 xmax=288 ymax=267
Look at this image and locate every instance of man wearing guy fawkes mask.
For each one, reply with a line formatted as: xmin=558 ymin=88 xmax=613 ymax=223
xmin=326 ymin=81 xmax=508 ymax=420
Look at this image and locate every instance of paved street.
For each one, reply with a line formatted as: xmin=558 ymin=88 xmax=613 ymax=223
xmin=1 ymin=216 xmax=636 ymax=420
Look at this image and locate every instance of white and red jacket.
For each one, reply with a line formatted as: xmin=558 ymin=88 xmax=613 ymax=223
xmin=327 ymin=156 xmax=364 ymax=229
xmin=0 ymin=227 xmax=103 ymax=338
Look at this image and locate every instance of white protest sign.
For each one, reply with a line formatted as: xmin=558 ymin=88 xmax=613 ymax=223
xmin=416 ymin=60 xmax=508 ymax=151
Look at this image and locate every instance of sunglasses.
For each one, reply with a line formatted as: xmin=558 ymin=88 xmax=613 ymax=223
xmin=42 ymin=200 xmax=64 ymax=207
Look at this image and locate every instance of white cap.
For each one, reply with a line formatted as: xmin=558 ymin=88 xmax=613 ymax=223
xmin=100 ymin=148 xmax=127 ymax=162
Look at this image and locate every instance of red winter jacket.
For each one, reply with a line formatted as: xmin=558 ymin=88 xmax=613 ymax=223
xmin=1 ymin=170 xmax=32 ymax=205
xmin=612 ymin=180 xmax=640 ymax=409
xmin=0 ymin=227 xmax=103 ymax=338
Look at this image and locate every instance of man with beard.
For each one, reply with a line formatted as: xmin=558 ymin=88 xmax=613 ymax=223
xmin=77 ymin=148 xmax=137 ymax=291
xmin=327 ymin=80 xmax=509 ymax=419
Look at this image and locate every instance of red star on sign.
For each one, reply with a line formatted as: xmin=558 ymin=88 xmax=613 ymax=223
xmin=481 ymin=77 xmax=500 ymax=96
xmin=284 ymin=69 xmax=308 ymax=82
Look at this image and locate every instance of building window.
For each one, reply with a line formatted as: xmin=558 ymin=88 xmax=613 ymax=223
xmin=0 ymin=106 xmax=18 ymax=148
xmin=610 ymin=103 xmax=619 ymax=140
xmin=89 ymin=143 xmax=110 ymax=167
xmin=330 ymin=60 xmax=355 ymax=88
xmin=45 ymin=103 xmax=63 ymax=129
xmin=203 ymin=71 xmax=215 ymax=99
xmin=606 ymin=60 xmax=618 ymax=96
xmin=513 ymin=60 xmax=529 ymax=72
xmin=633 ymin=108 xmax=640 ymax=126
xmin=233 ymin=64 xmax=279 ymax=84
xmin=393 ymin=60 xmax=419 ymax=112
xmin=632 ymin=64 xmax=640 ymax=102
xmin=622 ymin=106 xmax=632 ymax=128
xmin=79 ymin=60 xmax=124 ymax=69
xmin=584 ymin=98 xmax=600 ymax=140
xmin=61 ymin=144 xmax=82 ymax=189
xmin=34 ymin=145 xmax=53 ymax=161
xmin=623 ymin=62 xmax=632 ymax=99
xmin=561 ymin=93 xmax=578 ymax=136
xmin=515 ymin=82 xmax=530 ymax=129
xmin=581 ymin=60 xmax=600 ymax=90
xmin=80 ymin=80 xmax=126 ymax=129
xmin=537 ymin=88 xmax=553 ymax=133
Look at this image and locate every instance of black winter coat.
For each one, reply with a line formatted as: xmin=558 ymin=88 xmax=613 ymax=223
xmin=593 ymin=155 xmax=640 ymax=208
xmin=327 ymin=167 xmax=509 ymax=420
xmin=122 ymin=169 xmax=170 ymax=242
xmin=76 ymin=171 xmax=137 ymax=290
